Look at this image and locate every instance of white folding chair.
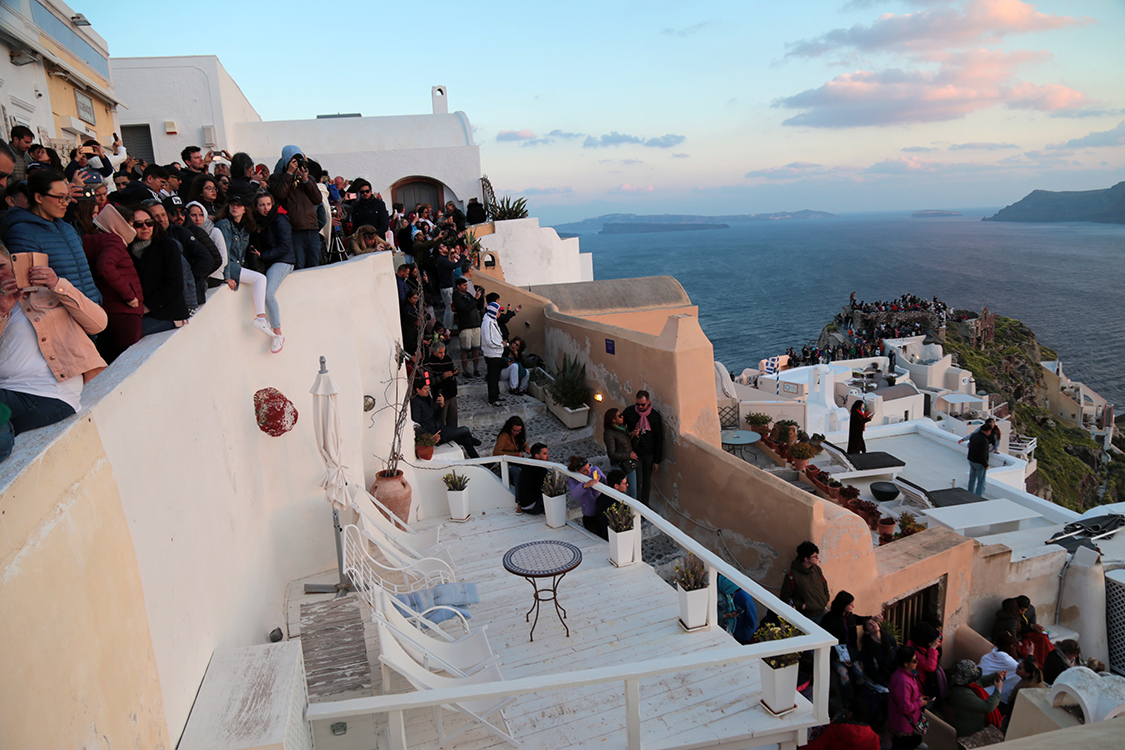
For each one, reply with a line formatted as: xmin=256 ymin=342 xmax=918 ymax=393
xmin=375 ymin=589 xmax=498 ymax=677
xmin=378 ymin=622 xmax=519 ymax=747
xmin=351 ymin=494 xmax=452 ymax=568
xmin=343 ymin=524 xmax=455 ymax=597
xmin=352 ymin=485 xmax=442 ymax=550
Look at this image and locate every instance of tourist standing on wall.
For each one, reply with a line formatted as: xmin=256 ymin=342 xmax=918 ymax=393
xmin=623 ymin=390 xmax=663 ymax=506
xmin=481 ymin=301 xmax=505 ymax=407
xmin=268 ymin=146 xmax=322 ymax=270
xmin=779 ymin=541 xmax=830 ymax=623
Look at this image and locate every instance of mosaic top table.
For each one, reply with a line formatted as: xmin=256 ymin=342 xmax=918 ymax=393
xmin=502 ymin=540 xmax=582 ymax=641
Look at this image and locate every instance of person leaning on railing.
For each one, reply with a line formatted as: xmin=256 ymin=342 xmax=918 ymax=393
xmin=0 ymin=245 xmax=107 ymax=462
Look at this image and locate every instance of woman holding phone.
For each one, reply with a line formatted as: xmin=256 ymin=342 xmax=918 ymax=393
xmin=0 ymin=246 xmax=107 ymax=462
xmin=250 ymin=193 xmax=292 ymax=354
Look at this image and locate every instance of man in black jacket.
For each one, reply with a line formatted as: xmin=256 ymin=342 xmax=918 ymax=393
xmin=516 ymin=443 xmax=550 ymax=514
xmin=409 ymin=379 xmax=479 ymax=458
xmin=966 ymin=423 xmax=993 ymax=496
xmin=156 ymin=196 xmax=221 ymax=306
xmin=348 ymin=179 xmax=389 ymax=237
xmin=116 ymin=164 xmax=168 ymax=205
xmin=622 ymin=390 xmax=664 ymax=506
xmin=451 ymin=276 xmax=483 ymax=377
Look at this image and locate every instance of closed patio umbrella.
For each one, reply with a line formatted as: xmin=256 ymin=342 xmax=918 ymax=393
xmin=304 ymin=356 xmax=353 ymax=595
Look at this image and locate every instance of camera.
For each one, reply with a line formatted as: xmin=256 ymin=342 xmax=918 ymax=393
xmin=293 ymin=154 xmax=307 ymax=169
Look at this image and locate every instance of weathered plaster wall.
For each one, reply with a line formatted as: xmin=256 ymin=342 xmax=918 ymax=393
xmin=0 ymin=418 xmax=169 ymax=750
xmin=0 ymin=254 xmax=402 ymax=745
xmin=588 ymin=307 xmax=698 ymax=335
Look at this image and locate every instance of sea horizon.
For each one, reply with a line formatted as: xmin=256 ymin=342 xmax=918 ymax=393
xmin=570 ymin=213 xmax=1125 ymax=409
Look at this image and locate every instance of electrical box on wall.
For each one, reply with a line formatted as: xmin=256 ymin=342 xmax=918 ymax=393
xmin=164 ymin=120 xmax=177 ymax=135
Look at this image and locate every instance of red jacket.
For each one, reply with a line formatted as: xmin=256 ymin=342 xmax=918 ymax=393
xmin=802 ymin=723 xmax=879 ymax=750
xmin=82 ymin=232 xmax=142 ymax=315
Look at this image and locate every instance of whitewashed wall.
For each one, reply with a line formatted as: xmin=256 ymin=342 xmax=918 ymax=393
xmin=479 ymin=217 xmax=592 ymax=286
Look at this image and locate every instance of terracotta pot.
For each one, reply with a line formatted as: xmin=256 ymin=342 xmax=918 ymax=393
xmin=828 ymin=485 xmax=840 ymax=499
xmin=415 ymin=445 xmax=434 ymax=461
xmin=792 ymin=458 xmax=809 ymax=472
xmin=877 ymin=517 xmax=896 ymax=536
xmin=372 ymin=470 xmax=413 ymax=525
xmin=751 ymin=424 xmax=769 ymax=437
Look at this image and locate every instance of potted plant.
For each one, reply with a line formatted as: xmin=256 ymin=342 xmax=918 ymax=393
xmin=542 ymin=470 xmax=570 ymax=529
xmin=854 ymin=499 xmax=881 ymax=530
xmin=672 ymin=554 xmax=709 ymax=630
xmin=414 ymin=431 xmax=439 ymax=461
xmin=788 ymin=442 xmax=815 ymax=471
xmin=545 ymin=354 xmax=592 ymax=429
xmin=838 ymin=484 xmax=860 ymax=508
xmin=527 ymin=367 xmax=553 ymax=402
xmin=827 ymin=478 xmax=842 ymax=500
xmin=895 ymin=511 xmax=925 ymax=539
xmin=879 ymin=532 xmax=895 ymax=546
xmin=773 ymin=419 xmax=799 ymax=446
xmin=752 ymin=618 xmax=802 ymax=714
xmin=442 ymin=470 xmax=471 ymax=522
xmin=604 ymin=501 xmax=636 ymax=567
xmin=746 ymin=412 xmax=772 ymax=436
xmin=809 ymin=434 xmax=826 ymax=453
xmin=877 ymin=516 xmax=896 ymax=537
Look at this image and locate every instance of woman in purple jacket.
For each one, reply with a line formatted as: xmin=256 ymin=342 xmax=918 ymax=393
xmin=567 ymin=455 xmax=608 ymax=539
xmin=888 ymin=646 xmax=929 ymax=750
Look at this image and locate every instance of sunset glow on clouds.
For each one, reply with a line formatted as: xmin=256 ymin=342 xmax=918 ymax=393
xmin=93 ymin=0 xmax=1125 ymax=222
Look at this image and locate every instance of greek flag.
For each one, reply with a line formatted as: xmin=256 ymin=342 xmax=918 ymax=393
xmin=764 ymin=356 xmax=779 ymax=375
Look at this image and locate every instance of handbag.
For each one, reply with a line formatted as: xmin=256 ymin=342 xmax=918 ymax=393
xmin=912 ymin=714 xmax=929 ymax=736
xmin=618 ymin=458 xmax=639 ymax=474
xmin=242 ymin=247 xmax=266 ymax=274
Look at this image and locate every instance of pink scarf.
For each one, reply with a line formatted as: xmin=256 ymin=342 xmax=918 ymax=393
xmin=635 ymin=403 xmax=653 ymax=433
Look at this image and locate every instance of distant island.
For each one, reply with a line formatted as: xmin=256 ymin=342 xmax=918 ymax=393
xmin=553 ymin=210 xmax=836 ymax=234
xmin=984 ymin=182 xmax=1125 ymax=224
xmin=912 ymin=210 xmax=962 ymax=218
xmin=599 ymin=222 xmax=729 ymax=235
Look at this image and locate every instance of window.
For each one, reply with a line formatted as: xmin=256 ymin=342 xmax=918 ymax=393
xmin=120 ymin=125 xmax=154 ymax=165
xmin=29 ymin=1 xmax=110 ymax=78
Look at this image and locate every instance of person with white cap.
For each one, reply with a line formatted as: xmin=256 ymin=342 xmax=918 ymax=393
xmin=481 ymin=300 xmax=505 ymax=407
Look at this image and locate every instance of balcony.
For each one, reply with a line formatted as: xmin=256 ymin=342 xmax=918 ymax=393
xmin=300 ymin=455 xmax=834 ymax=750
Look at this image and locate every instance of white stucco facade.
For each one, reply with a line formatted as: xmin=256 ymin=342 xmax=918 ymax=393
xmin=109 ymin=56 xmax=483 ymax=206
xmin=479 ymin=217 xmax=593 ymax=286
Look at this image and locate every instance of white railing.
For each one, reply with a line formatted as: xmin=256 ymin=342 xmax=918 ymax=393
xmin=311 ymin=455 xmax=836 ymax=750
xmin=1009 ymin=434 xmax=1038 ymax=458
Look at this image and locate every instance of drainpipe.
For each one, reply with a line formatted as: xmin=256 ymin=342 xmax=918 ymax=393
xmin=1055 ymin=551 xmax=1075 ymax=626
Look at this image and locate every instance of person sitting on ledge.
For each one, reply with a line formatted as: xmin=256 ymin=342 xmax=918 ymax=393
xmin=409 ymin=376 xmax=479 ymax=459
xmin=515 ymin=442 xmax=550 ymax=515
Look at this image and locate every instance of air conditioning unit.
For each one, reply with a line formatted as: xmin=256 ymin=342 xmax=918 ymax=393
xmin=201 ymin=125 xmax=217 ymax=148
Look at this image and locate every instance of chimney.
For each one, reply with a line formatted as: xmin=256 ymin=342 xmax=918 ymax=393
xmin=431 ymin=86 xmax=448 ymax=115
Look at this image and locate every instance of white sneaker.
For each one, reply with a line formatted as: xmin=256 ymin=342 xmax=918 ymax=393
xmin=270 ymin=335 xmax=285 ymax=354
xmin=252 ymin=317 xmax=273 ymax=336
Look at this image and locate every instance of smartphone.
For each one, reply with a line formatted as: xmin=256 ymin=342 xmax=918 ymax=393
xmin=345 ymin=192 xmax=357 ymax=201
xmin=113 ymin=132 xmax=119 ymax=141
xmin=11 ymin=252 xmax=48 ymax=290
xmin=80 ymin=146 xmax=95 ymax=156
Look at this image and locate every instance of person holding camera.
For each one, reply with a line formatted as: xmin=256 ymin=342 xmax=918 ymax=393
xmin=347 ymin=178 xmax=389 ymax=239
xmin=267 ymin=146 xmax=322 ymax=270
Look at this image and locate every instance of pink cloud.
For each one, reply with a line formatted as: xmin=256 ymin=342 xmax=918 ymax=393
xmin=496 ymin=129 xmax=536 ymax=142
xmin=776 ymin=49 xmax=1090 ymax=127
xmin=786 ymin=0 xmax=1088 ymax=58
xmin=607 ymin=184 xmax=655 ymax=194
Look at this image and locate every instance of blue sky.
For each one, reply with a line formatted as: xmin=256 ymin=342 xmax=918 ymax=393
xmin=91 ymin=0 xmax=1125 ymax=223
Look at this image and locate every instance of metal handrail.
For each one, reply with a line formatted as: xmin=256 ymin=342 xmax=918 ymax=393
xmin=314 ymin=454 xmax=835 ymax=750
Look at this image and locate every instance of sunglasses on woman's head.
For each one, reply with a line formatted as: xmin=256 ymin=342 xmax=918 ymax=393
xmin=132 ymin=220 xmax=154 ymax=228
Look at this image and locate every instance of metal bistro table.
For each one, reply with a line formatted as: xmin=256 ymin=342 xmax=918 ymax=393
xmin=721 ymin=429 xmax=761 ymax=461
xmin=502 ymin=540 xmax=582 ymax=641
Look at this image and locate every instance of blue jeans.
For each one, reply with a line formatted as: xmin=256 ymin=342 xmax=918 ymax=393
xmin=968 ymin=461 xmax=988 ymax=496
xmin=0 ymin=389 xmax=76 ymax=462
xmin=508 ymin=464 xmax=522 ymax=493
xmin=265 ymin=263 xmax=293 ymax=329
xmin=141 ymin=316 xmax=177 ymax=336
xmin=291 ymin=229 xmax=321 ymax=270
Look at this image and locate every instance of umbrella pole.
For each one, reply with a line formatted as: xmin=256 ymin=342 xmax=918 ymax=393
xmin=303 ymin=507 xmax=352 ymax=596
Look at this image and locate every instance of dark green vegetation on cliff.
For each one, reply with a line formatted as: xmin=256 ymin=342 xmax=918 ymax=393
xmin=943 ymin=317 xmax=1119 ymax=511
xmin=983 ymin=182 xmax=1125 ymax=224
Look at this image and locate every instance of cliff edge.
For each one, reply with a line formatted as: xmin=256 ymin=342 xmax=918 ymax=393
xmin=983 ymin=182 xmax=1125 ymax=224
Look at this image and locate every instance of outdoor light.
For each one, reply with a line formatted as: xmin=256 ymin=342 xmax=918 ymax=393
xmin=594 ymin=393 xmax=604 ymax=402
xmin=9 ymin=51 xmax=36 ymax=66
xmin=330 ymin=722 xmax=347 ymax=736
xmin=363 ymin=395 xmax=376 ymax=412
xmin=70 ymin=13 xmax=91 ymax=26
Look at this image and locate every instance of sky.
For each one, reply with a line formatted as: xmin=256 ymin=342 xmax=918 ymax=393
xmin=90 ymin=0 xmax=1125 ymax=224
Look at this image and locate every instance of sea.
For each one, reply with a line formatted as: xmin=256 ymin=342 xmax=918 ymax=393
xmin=573 ymin=211 xmax=1125 ymax=409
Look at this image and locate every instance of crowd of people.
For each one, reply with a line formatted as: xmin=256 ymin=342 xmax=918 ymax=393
xmin=780 ymin=540 xmax=1090 ymax=749
xmin=0 ymin=127 xmax=491 ymax=463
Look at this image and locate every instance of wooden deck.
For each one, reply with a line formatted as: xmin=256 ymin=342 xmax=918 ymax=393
xmin=339 ymin=509 xmax=816 ymax=750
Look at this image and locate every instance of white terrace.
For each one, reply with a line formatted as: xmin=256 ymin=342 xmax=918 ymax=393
xmin=299 ymin=456 xmax=835 ymax=750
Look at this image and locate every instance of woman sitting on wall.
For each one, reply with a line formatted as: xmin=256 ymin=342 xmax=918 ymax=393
xmin=214 ymin=196 xmax=271 ymax=338
xmin=121 ymin=206 xmax=189 ymax=335
xmin=822 ymin=591 xmax=884 ymax=702
xmin=945 ymin=660 xmax=1004 ymax=739
xmin=250 ymin=192 xmax=292 ymax=355
xmin=185 ymin=201 xmax=228 ymax=291
xmin=493 ymin=416 xmax=529 ymax=490
xmin=567 ymin=455 xmax=608 ymax=539
xmin=501 ymin=336 xmax=530 ymax=395
xmin=0 ymin=246 xmax=107 ymax=462
xmin=75 ymin=202 xmax=143 ymax=362
xmin=348 ymin=224 xmax=388 ymax=256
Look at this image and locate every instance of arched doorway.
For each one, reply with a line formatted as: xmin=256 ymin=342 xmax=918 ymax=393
xmin=391 ymin=176 xmax=444 ymax=212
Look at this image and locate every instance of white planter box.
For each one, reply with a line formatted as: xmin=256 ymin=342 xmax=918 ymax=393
xmin=677 ymin=584 xmax=709 ymax=631
xmin=544 ymin=493 xmax=567 ymax=529
xmin=607 ymin=527 xmax=636 ymax=567
xmin=446 ymin=490 xmax=469 ymax=522
xmin=760 ymin=661 xmax=799 ymax=714
xmin=528 ymin=369 xmax=553 ymax=402
xmin=546 ymin=395 xmax=590 ymax=429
